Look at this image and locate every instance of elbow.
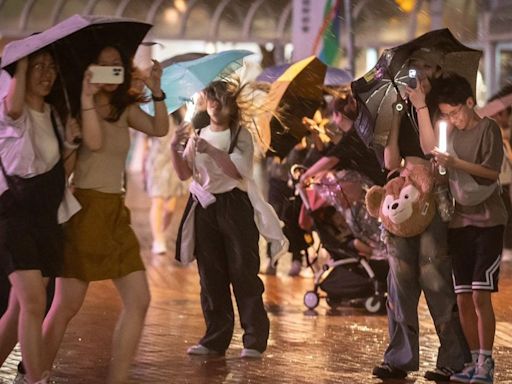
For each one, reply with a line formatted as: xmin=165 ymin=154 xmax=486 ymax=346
xmin=6 ymin=110 xmax=22 ymax=121
xmin=84 ymin=139 xmax=102 ymax=152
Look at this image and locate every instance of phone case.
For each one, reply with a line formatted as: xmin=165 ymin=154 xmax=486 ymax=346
xmin=89 ymin=66 xmax=124 ymax=84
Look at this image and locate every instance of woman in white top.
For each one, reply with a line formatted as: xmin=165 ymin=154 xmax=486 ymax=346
xmin=171 ymin=80 xmax=287 ymax=358
xmin=0 ymin=48 xmax=80 ymax=383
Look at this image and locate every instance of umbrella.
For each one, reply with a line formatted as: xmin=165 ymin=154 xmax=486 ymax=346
xmin=260 ymin=56 xmax=327 ymax=157
xmin=160 ymin=50 xmax=253 ymax=114
xmin=257 ymin=63 xmax=352 ymax=86
xmin=1 ymin=14 xmax=152 ymax=116
xmin=352 ymin=28 xmax=482 ymax=148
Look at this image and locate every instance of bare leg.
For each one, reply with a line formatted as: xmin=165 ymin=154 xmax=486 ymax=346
xmin=473 ymin=291 xmax=495 ymax=350
xmin=0 ymin=289 xmax=20 ymax=364
xmin=149 ymin=197 xmax=166 ymax=252
xmin=42 ymin=278 xmax=89 ymax=372
xmin=107 ymin=271 xmax=150 ymax=384
xmin=9 ymin=270 xmax=47 ymax=383
xmin=163 ymin=197 xmax=177 ymax=230
xmin=457 ymin=293 xmax=479 ymax=350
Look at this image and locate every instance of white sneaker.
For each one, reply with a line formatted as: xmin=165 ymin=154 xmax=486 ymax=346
xmin=151 ymin=241 xmax=167 ymax=255
xmin=501 ymin=248 xmax=512 ymax=262
xmin=186 ymin=344 xmax=221 ymax=356
xmin=240 ymin=348 xmax=262 ymax=358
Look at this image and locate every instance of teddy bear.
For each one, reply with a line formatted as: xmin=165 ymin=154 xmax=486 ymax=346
xmin=365 ymin=164 xmax=436 ymax=238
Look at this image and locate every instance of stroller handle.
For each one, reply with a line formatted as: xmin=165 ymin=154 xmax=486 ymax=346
xmin=295 ymin=184 xmax=311 ymax=211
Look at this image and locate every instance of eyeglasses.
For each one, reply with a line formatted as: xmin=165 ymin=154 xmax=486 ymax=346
xmin=30 ymin=63 xmax=57 ymax=74
xmin=440 ymin=104 xmax=464 ymax=119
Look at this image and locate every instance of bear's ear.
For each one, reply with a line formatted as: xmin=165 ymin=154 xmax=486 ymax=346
xmin=408 ymin=164 xmax=434 ymax=194
xmin=365 ymin=186 xmax=386 ymax=218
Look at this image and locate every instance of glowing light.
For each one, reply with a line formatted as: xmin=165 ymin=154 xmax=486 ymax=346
xmin=174 ymin=0 xmax=187 ymax=13
xmin=164 ymin=8 xmax=179 ymax=24
xmin=438 ymin=120 xmax=447 ymax=152
xmin=395 ymin=0 xmax=416 ymax=13
xmin=438 ymin=120 xmax=447 ymax=175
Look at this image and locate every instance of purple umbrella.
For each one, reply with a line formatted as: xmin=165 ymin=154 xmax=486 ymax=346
xmin=257 ymin=63 xmax=352 ymax=86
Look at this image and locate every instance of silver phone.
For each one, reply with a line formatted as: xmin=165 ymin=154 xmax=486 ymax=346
xmin=89 ymin=65 xmax=124 ymax=84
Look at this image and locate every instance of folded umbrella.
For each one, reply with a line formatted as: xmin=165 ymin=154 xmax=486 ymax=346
xmin=160 ymin=50 xmax=253 ymax=114
xmin=260 ymin=56 xmax=327 ymax=157
xmin=1 ymin=14 xmax=152 ymax=116
xmin=352 ymin=28 xmax=482 ymax=148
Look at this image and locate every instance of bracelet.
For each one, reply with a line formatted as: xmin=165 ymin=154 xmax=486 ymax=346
xmin=152 ymin=91 xmax=166 ymax=102
xmin=63 ymin=140 xmax=80 ymax=150
xmin=416 ymin=105 xmax=428 ymax=112
xmin=81 ymin=106 xmax=96 ymax=112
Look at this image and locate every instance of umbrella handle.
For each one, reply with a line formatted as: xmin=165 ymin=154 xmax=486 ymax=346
xmin=389 ymin=76 xmax=419 ymax=133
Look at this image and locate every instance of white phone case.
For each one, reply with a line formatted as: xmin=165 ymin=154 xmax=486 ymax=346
xmin=89 ymin=65 xmax=124 ymax=84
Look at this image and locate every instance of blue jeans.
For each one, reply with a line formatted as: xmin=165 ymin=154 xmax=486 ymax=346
xmin=383 ymin=213 xmax=469 ymax=371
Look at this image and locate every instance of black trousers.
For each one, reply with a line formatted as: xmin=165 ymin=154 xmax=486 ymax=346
xmin=194 ymin=188 xmax=269 ymax=353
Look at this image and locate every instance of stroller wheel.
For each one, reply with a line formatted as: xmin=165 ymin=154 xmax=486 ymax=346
xmin=325 ymin=296 xmax=343 ymax=309
xmin=364 ymin=295 xmax=384 ymax=314
xmin=304 ymin=291 xmax=320 ymax=309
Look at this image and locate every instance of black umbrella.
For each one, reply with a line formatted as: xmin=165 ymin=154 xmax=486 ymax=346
xmin=352 ymin=28 xmax=482 ymax=148
xmin=1 ymin=14 xmax=152 ymax=117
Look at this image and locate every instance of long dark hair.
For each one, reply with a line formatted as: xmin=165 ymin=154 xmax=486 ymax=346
xmin=204 ymin=80 xmax=241 ymax=132
xmin=91 ymin=45 xmax=146 ymax=122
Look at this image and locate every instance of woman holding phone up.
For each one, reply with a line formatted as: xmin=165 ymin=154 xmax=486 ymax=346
xmin=40 ymin=45 xmax=169 ymax=383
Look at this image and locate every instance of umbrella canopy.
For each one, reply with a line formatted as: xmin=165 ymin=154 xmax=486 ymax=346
xmin=260 ymin=56 xmax=327 ymax=157
xmin=1 ymin=14 xmax=152 ymax=116
xmin=352 ymin=28 xmax=482 ymax=148
xmin=257 ymin=63 xmax=352 ymax=86
xmin=160 ymin=49 xmax=253 ymax=113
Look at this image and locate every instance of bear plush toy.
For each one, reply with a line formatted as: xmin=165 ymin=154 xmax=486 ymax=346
xmin=365 ymin=164 xmax=436 ymax=238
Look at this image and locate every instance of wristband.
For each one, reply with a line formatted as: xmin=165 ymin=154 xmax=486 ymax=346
xmin=63 ymin=140 xmax=80 ymax=150
xmin=152 ymin=91 xmax=166 ymax=102
xmin=81 ymin=106 xmax=95 ymax=112
xmin=416 ymin=105 xmax=428 ymax=112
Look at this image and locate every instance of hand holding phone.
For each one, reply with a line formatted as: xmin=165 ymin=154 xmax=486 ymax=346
xmin=407 ymin=69 xmax=417 ymax=89
xmin=89 ymin=65 xmax=124 ymax=84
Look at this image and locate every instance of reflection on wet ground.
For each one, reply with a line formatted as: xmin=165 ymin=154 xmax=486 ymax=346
xmin=1 ymin=173 xmax=512 ymax=383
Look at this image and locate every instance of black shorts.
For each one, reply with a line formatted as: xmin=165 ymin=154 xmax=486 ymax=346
xmin=449 ymin=225 xmax=504 ymax=293
xmin=0 ymin=192 xmax=63 ymax=277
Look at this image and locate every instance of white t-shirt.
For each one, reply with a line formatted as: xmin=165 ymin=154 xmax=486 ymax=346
xmin=0 ymin=101 xmax=61 ymax=195
xmin=184 ymin=126 xmax=253 ymax=193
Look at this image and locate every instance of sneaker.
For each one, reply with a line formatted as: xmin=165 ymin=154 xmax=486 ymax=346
xmin=372 ymin=362 xmax=407 ymax=379
xmin=288 ymin=260 xmax=302 ymax=276
xmin=151 ymin=241 xmax=167 ymax=255
xmin=186 ymin=344 xmax=221 ymax=356
xmin=264 ymin=260 xmax=277 ymax=275
xmin=470 ymin=357 xmax=494 ymax=384
xmin=451 ymin=363 xmax=477 ymax=383
xmin=240 ymin=348 xmax=262 ymax=358
xmin=425 ymin=366 xmax=455 ymax=381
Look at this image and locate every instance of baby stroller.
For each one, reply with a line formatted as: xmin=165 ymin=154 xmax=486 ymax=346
xmin=295 ymin=168 xmax=388 ymax=314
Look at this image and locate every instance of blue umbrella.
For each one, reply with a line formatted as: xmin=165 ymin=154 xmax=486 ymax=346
xmin=160 ymin=49 xmax=253 ymax=113
xmin=256 ymin=63 xmax=352 ymax=86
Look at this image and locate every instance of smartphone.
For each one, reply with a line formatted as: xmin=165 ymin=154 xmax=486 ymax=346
xmin=408 ymin=69 xmax=417 ymax=88
xmin=89 ymin=65 xmax=124 ymax=84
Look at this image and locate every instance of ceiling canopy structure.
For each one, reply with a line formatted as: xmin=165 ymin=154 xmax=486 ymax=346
xmin=0 ymin=0 xmax=511 ymax=46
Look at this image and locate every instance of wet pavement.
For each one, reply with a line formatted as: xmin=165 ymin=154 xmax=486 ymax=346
xmin=1 ymin=172 xmax=512 ymax=383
